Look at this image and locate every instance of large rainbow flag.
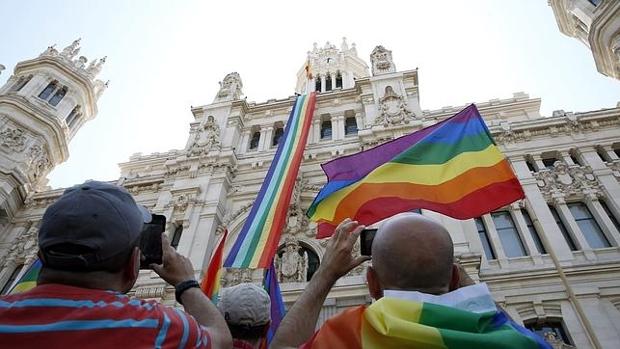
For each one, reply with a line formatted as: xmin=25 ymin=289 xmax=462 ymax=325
xmin=308 ymin=104 xmax=524 ymax=237
xmin=201 ymin=228 xmax=228 ymax=303
xmin=8 ymin=259 xmax=41 ymax=295
xmin=225 ymin=93 xmax=316 ymax=268
xmin=300 ymin=296 xmax=551 ymax=348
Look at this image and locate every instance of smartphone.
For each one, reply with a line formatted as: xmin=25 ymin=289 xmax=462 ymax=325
xmin=360 ymin=228 xmax=377 ymax=256
xmin=139 ymin=214 xmax=166 ymax=269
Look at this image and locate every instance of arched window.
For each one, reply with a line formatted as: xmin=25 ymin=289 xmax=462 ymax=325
xmin=276 ymin=243 xmax=320 ymax=282
xmin=345 ymin=116 xmax=358 ymax=135
xmin=315 ymin=76 xmax=322 ymax=92
xmin=335 ymin=71 xmax=343 ymax=88
xmin=10 ymin=75 xmax=33 ymax=92
xmin=273 ymin=127 xmax=284 ymax=146
xmin=249 ymin=131 xmax=260 ymax=150
xmin=48 ymin=86 xmax=67 ymax=106
xmin=38 ymin=81 xmax=58 ymax=100
xmin=325 ymin=74 xmax=332 ymax=91
xmin=65 ymin=105 xmax=82 ymax=128
xmin=1 ymin=264 xmax=23 ymax=295
xmin=320 ymin=118 xmax=332 ymax=140
xmin=171 ymin=224 xmax=183 ymax=250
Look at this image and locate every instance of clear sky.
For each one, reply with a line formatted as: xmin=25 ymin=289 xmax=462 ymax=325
xmin=1 ymin=0 xmax=619 ymax=189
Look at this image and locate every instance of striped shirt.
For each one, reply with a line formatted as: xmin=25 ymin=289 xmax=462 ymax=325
xmin=0 ymin=283 xmax=211 ymax=348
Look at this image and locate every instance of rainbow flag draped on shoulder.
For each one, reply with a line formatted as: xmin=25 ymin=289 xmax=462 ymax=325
xmin=225 ymin=93 xmax=316 ymax=268
xmin=301 ymin=284 xmax=551 ymax=349
xmin=308 ymin=104 xmax=524 ymax=237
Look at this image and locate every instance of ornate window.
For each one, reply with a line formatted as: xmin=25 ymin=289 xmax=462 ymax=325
xmin=345 ymin=116 xmax=358 ymax=135
xmin=549 ymin=206 xmax=578 ymax=251
xmin=0 ymin=264 xmax=23 ymax=295
xmin=522 ymin=209 xmax=546 ymax=254
xmin=475 ymin=218 xmax=496 ymax=260
xmin=315 ymin=76 xmax=322 ymax=92
xmin=542 ymin=156 xmax=559 ymax=169
xmin=10 ymin=75 xmax=33 ymax=92
xmin=48 ymin=86 xmax=68 ymax=106
xmin=38 ymin=81 xmax=58 ymax=100
xmin=65 ymin=105 xmax=82 ymax=128
xmin=171 ymin=224 xmax=183 ymax=250
xmin=568 ymin=203 xmax=611 ymax=248
xmin=335 ymin=71 xmax=343 ymax=88
xmin=320 ymin=118 xmax=332 ymax=140
xmin=595 ymin=145 xmax=610 ymax=162
xmin=249 ymin=131 xmax=260 ymax=150
xmin=272 ymin=127 xmax=284 ymax=146
xmin=492 ymin=211 xmax=527 ymax=257
xmin=325 ymin=73 xmax=332 ymax=91
xmin=276 ymin=241 xmax=320 ymax=282
xmin=525 ymin=319 xmax=573 ymax=347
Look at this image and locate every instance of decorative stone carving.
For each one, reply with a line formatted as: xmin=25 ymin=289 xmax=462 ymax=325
xmin=27 ymin=144 xmax=51 ymax=182
xmin=284 ymin=174 xmax=320 ymax=237
xmin=60 ymin=39 xmax=81 ymax=60
xmin=124 ymin=182 xmax=161 ymax=195
xmin=134 ymin=286 xmax=166 ymax=300
xmin=275 ymin=238 xmax=308 ymax=283
xmin=188 ymin=116 xmax=221 ymax=157
xmin=374 ymin=86 xmax=413 ymax=127
xmin=370 ymin=45 xmax=396 ymax=75
xmin=223 ymin=202 xmax=253 ymax=227
xmin=86 ymin=57 xmax=106 ymax=77
xmin=0 ymin=127 xmax=27 ymax=152
xmin=221 ymin=268 xmax=253 ymax=288
xmin=1 ymin=224 xmax=38 ymax=268
xmin=216 ymin=72 xmax=243 ymax=101
xmin=40 ymin=45 xmax=58 ymax=57
xmin=543 ymin=332 xmax=576 ymax=349
xmin=533 ymin=161 xmax=601 ymax=200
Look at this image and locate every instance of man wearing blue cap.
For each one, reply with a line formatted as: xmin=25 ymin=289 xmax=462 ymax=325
xmin=0 ymin=181 xmax=232 ymax=348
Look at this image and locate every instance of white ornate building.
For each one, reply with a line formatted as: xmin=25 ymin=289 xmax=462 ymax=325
xmin=549 ymin=0 xmax=620 ymax=80
xmin=1 ymin=38 xmax=620 ymax=348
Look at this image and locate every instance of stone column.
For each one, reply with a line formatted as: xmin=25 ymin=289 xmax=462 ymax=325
xmin=239 ymin=130 xmax=250 ymax=154
xmin=263 ymin=126 xmax=274 ymax=150
xmin=331 ymin=74 xmax=336 ymax=90
xmin=332 ymin=115 xmax=345 ymax=140
xmin=481 ymin=214 xmax=507 ymax=264
xmin=581 ymin=146 xmax=620 ymax=215
xmin=511 ymin=156 xmax=574 ymax=260
xmin=257 ymin=126 xmax=267 ymax=151
xmin=510 ymin=204 xmax=544 ymax=263
xmin=313 ymin=119 xmax=321 ymax=143
xmin=584 ymin=194 xmax=620 ymax=246
xmin=560 ymin=150 xmax=575 ymax=165
xmin=531 ymin=154 xmax=546 ymax=171
xmin=554 ymin=197 xmax=596 ymax=260
xmin=603 ymin=145 xmax=619 ymax=160
xmin=320 ymin=76 xmax=326 ymax=93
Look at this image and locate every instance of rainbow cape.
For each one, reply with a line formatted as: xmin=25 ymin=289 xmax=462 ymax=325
xmin=225 ymin=93 xmax=316 ymax=268
xmin=308 ymin=104 xmax=524 ymax=237
xmin=201 ymin=229 xmax=228 ymax=303
xmin=8 ymin=259 xmax=41 ymax=295
xmin=301 ymin=294 xmax=550 ymax=348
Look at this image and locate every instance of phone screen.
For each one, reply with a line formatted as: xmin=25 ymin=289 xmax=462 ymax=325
xmin=139 ymin=214 xmax=166 ymax=269
xmin=360 ymin=228 xmax=377 ymax=256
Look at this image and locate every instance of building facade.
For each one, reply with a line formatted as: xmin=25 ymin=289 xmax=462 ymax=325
xmin=1 ymin=38 xmax=620 ymax=348
xmin=549 ymin=0 xmax=620 ymax=80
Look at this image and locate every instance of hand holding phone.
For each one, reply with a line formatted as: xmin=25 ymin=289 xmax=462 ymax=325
xmin=360 ymin=228 xmax=377 ymax=256
xmin=139 ymin=214 xmax=166 ymax=269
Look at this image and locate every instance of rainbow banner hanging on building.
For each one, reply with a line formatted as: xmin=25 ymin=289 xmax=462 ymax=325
xmin=225 ymin=93 xmax=316 ymax=268
xmin=308 ymin=104 xmax=524 ymax=237
xmin=8 ymin=259 xmax=42 ymax=295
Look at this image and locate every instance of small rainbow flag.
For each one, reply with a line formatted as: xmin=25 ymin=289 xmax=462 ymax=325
xmin=201 ymin=229 xmax=228 ymax=302
xmin=308 ymin=104 xmax=524 ymax=237
xmin=8 ymin=259 xmax=42 ymax=295
xmin=225 ymin=93 xmax=316 ymax=268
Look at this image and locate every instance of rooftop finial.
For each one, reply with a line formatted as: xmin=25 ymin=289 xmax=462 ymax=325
xmin=341 ymin=37 xmax=349 ymax=51
xmin=61 ymin=38 xmax=81 ymax=60
xmin=86 ymin=56 xmax=106 ymax=77
xmin=0 ymin=64 xmax=5 ymax=76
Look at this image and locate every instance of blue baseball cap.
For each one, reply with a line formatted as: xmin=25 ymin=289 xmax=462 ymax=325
xmin=38 ymin=181 xmax=151 ymax=270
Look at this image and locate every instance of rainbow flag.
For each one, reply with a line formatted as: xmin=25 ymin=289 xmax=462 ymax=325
xmin=308 ymin=104 xmax=524 ymax=237
xmin=264 ymin=261 xmax=285 ymax=346
xmin=225 ymin=93 xmax=316 ymax=268
xmin=301 ymin=297 xmax=551 ymax=348
xmin=8 ymin=259 xmax=41 ymax=295
xmin=201 ymin=229 xmax=228 ymax=302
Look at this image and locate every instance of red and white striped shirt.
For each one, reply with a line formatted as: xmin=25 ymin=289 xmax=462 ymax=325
xmin=0 ymin=283 xmax=211 ymax=348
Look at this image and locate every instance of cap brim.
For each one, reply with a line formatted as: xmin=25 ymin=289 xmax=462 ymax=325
xmin=138 ymin=205 xmax=152 ymax=223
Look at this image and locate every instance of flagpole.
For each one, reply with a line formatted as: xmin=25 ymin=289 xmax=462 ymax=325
xmin=530 ymin=214 xmax=601 ymax=349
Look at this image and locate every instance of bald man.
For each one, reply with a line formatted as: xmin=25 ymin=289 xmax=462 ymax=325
xmin=271 ymin=213 xmax=550 ymax=349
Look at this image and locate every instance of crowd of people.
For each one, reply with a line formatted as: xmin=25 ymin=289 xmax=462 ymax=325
xmin=0 ymin=181 xmax=549 ymax=348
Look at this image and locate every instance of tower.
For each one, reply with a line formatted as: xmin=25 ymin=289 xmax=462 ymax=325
xmin=0 ymin=39 xmax=106 ymax=222
xmin=295 ymin=38 xmax=370 ymax=94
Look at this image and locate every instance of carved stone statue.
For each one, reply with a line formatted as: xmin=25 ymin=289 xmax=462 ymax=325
xmin=370 ymin=45 xmax=396 ymax=75
xmin=375 ymin=86 xmax=413 ymax=127
xmin=26 ymin=144 xmax=51 ymax=182
xmin=188 ymin=116 xmax=221 ymax=156
xmin=86 ymin=56 xmax=106 ymax=77
xmin=61 ymin=39 xmax=81 ymax=60
xmin=543 ymin=331 xmax=576 ymax=349
xmin=75 ymin=56 xmax=88 ymax=69
xmin=0 ymin=64 xmax=5 ymax=76
xmin=276 ymin=238 xmax=308 ymax=283
xmin=40 ymin=45 xmax=58 ymax=57
xmin=216 ymin=72 xmax=243 ymax=101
